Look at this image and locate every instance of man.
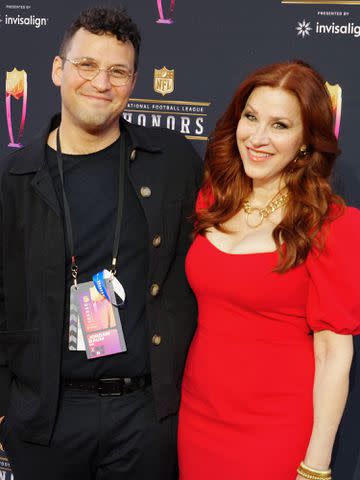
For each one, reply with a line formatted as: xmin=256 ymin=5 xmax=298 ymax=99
xmin=0 ymin=7 xmax=202 ymax=480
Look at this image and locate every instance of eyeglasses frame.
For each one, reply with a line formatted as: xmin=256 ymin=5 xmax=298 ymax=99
xmin=60 ymin=56 xmax=136 ymax=87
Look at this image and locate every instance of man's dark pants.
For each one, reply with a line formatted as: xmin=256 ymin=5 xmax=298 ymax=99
xmin=0 ymin=386 xmax=178 ymax=480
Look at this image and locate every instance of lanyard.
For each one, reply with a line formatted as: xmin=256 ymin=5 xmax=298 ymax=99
xmin=56 ymin=128 xmax=126 ymax=287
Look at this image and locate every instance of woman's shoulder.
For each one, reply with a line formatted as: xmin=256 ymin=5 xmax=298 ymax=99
xmin=316 ymin=204 xmax=360 ymax=253
xmin=328 ymin=204 xmax=360 ymax=234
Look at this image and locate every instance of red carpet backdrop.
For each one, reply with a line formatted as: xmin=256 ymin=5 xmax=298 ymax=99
xmin=1 ymin=0 xmax=360 ymax=477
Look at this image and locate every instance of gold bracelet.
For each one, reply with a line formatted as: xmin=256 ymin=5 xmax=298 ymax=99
xmin=300 ymin=462 xmax=331 ymax=476
xmin=297 ymin=471 xmax=331 ymax=480
xmin=297 ymin=463 xmax=332 ymax=480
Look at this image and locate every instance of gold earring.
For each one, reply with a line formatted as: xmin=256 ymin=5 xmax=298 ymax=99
xmin=299 ymin=145 xmax=308 ymax=157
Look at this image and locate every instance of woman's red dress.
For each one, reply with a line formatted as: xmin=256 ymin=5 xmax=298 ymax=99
xmin=178 ymin=206 xmax=360 ymax=479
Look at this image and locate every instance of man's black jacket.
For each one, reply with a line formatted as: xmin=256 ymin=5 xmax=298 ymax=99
xmin=0 ymin=115 xmax=203 ymax=445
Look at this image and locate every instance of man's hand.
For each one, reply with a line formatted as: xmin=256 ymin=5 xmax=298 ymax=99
xmin=0 ymin=416 xmax=4 ymax=424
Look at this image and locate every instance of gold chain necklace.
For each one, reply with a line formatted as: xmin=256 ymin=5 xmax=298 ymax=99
xmin=243 ymin=191 xmax=289 ymax=228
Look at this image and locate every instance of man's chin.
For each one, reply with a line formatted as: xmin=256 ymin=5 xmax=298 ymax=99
xmin=77 ymin=115 xmax=118 ymax=134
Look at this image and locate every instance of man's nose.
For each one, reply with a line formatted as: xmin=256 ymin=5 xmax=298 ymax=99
xmin=90 ymin=69 xmax=112 ymax=91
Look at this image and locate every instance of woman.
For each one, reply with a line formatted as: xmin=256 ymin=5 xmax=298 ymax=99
xmin=178 ymin=60 xmax=360 ymax=480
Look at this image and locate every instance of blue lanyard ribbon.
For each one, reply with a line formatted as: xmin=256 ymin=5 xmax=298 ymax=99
xmin=93 ymin=269 xmax=126 ymax=308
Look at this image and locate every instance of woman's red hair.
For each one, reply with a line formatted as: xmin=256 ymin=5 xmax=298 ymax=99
xmin=195 ymin=60 xmax=344 ymax=271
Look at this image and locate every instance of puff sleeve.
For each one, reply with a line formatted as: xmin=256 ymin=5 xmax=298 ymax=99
xmin=306 ymin=207 xmax=360 ymax=334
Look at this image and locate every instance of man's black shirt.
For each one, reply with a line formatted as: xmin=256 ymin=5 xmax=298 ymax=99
xmin=46 ymin=135 xmax=150 ymax=379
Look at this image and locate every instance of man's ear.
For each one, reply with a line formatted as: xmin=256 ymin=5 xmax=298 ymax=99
xmin=51 ymin=56 xmax=63 ymax=87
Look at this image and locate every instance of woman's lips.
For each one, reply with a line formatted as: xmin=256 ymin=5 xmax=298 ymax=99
xmin=246 ymin=147 xmax=273 ymax=162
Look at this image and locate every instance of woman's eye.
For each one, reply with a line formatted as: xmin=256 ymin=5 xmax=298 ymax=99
xmin=273 ymin=122 xmax=288 ymax=129
xmin=244 ymin=113 xmax=256 ymax=121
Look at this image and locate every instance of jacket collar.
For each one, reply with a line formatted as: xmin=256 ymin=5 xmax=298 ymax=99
xmin=9 ymin=114 xmax=163 ymax=175
xmin=122 ymin=118 xmax=163 ymax=154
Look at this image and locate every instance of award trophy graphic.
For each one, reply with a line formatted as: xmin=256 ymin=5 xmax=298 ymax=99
xmin=6 ymin=68 xmax=28 ymax=148
xmin=156 ymin=0 xmax=176 ymax=24
xmin=325 ymin=81 xmax=342 ymax=139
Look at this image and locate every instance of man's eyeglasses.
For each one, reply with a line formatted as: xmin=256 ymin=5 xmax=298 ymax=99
xmin=61 ymin=57 xmax=135 ymax=87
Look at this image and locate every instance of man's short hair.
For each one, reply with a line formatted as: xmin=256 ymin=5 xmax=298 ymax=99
xmin=59 ymin=6 xmax=141 ymax=71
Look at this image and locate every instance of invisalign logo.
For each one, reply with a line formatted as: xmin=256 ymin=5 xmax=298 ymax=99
xmin=4 ymin=14 xmax=48 ymax=28
xmin=296 ymin=20 xmax=312 ymax=37
xmin=316 ymin=21 xmax=360 ymax=37
xmin=296 ymin=19 xmax=360 ymax=38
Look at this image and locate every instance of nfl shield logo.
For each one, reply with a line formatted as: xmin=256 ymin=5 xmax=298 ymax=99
xmin=154 ymin=67 xmax=175 ymax=96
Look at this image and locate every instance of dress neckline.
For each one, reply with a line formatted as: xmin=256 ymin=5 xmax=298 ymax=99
xmin=200 ymin=234 xmax=278 ymax=257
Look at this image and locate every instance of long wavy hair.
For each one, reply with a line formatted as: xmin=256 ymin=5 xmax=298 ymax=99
xmin=196 ymin=60 xmax=344 ymax=272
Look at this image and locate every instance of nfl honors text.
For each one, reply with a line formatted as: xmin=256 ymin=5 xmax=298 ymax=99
xmin=124 ymin=67 xmax=211 ymax=141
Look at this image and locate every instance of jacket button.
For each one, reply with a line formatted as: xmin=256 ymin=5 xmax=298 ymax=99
xmin=152 ymin=334 xmax=162 ymax=346
xmin=152 ymin=235 xmax=162 ymax=247
xmin=140 ymin=186 xmax=152 ymax=198
xmin=150 ymin=283 xmax=160 ymax=296
xmin=129 ymin=148 xmax=137 ymax=161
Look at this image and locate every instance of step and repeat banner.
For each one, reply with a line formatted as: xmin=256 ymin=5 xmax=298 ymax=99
xmin=1 ymin=0 xmax=360 ymax=477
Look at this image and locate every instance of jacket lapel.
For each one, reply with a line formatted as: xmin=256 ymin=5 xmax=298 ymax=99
xmin=30 ymin=169 xmax=61 ymax=216
xmin=121 ymin=119 xmax=164 ymax=228
xmin=9 ymin=117 xmax=62 ymax=216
